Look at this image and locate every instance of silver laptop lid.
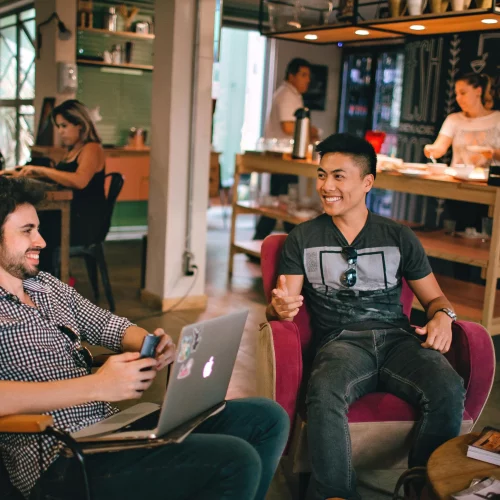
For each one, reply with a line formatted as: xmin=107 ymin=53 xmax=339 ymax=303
xmin=155 ymin=309 xmax=248 ymax=436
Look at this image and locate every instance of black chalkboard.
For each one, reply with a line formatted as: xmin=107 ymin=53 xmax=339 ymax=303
xmin=398 ymin=32 xmax=500 ymax=164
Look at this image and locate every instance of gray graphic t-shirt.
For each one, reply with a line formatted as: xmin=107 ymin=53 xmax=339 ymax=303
xmin=278 ymin=212 xmax=432 ymax=348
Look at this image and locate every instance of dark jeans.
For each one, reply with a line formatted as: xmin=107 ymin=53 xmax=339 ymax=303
xmin=253 ymin=174 xmax=297 ymax=240
xmin=31 ymin=398 xmax=289 ymax=500
xmin=306 ymin=328 xmax=465 ymax=500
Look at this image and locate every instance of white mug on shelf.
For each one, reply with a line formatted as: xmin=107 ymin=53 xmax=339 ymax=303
xmin=451 ymin=0 xmax=465 ymax=11
xmin=407 ymin=0 xmax=427 ymax=15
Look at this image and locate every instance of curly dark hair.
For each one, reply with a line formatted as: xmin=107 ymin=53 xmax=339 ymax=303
xmin=0 ymin=177 xmax=46 ymax=239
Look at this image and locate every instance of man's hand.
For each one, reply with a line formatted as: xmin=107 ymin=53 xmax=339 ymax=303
xmin=415 ymin=312 xmax=453 ymax=353
xmin=94 ymin=352 xmax=158 ymax=401
xmin=271 ymin=275 xmax=303 ymax=321
xmin=152 ymin=328 xmax=176 ymax=371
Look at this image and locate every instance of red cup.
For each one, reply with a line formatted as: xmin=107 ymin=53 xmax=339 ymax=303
xmin=365 ymin=131 xmax=386 ymax=153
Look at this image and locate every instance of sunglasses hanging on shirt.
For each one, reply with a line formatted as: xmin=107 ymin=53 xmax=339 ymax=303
xmin=340 ymin=246 xmax=357 ymax=288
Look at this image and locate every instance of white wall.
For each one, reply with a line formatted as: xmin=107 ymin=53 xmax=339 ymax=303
xmin=34 ymin=0 xmax=77 ymax=136
xmin=271 ymin=39 xmax=342 ymax=138
xmin=144 ymin=0 xmax=215 ymax=308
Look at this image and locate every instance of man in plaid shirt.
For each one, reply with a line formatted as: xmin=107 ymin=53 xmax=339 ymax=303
xmin=0 ymin=176 xmax=289 ymax=500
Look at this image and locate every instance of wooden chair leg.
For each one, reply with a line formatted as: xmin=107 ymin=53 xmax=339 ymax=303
xmin=94 ymin=243 xmax=115 ymax=312
xmin=83 ymin=253 xmax=99 ymax=300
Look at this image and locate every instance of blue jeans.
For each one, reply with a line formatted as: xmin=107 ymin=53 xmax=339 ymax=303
xmin=32 ymin=398 xmax=289 ymax=500
xmin=306 ymin=328 xmax=466 ymax=500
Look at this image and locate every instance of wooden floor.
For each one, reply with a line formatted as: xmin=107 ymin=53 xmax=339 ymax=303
xmin=71 ymin=207 xmax=500 ymax=500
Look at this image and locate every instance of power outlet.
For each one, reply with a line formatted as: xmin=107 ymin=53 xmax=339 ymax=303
xmin=183 ymin=251 xmax=196 ymax=276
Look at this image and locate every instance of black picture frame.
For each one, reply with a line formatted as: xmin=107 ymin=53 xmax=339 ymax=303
xmin=303 ymin=64 xmax=328 ymax=111
xmin=35 ymin=97 xmax=56 ymax=146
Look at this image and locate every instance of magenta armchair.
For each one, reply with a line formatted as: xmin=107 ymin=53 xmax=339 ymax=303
xmin=256 ymin=234 xmax=496 ymax=477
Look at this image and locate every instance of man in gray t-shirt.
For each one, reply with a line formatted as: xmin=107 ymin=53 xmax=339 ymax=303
xmin=279 ymin=211 xmax=432 ymax=350
xmin=266 ymin=134 xmax=465 ymax=500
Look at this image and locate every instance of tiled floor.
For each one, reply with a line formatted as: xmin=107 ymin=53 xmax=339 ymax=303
xmin=72 ymin=207 xmax=499 ymax=500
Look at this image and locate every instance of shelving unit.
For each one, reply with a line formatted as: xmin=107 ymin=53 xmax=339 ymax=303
xmin=259 ymin=0 xmax=500 ymax=44
xmin=77 ymin=27 xmax=155 ymax=40
xmin=76 ymin=58 xmax=153 ymax=71
xmin=230 ymin=152 xmax=500 ymax=334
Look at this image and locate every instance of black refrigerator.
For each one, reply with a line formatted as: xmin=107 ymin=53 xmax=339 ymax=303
xmin=338 ymin=45 xmax=405 ymax=157
xmin=338 ymin=45 xmax=405 ymax=216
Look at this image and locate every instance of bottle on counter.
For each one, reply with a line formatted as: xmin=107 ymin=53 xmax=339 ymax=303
xmin=292 ymin=107 xmax=311 ymax=160
xmin=104 ymin=7 xmax=118 ymax=31
xmin=111 ymin=44 xmax=122 ymax=64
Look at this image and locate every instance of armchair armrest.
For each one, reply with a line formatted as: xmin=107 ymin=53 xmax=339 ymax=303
xmin=447 ymin=320 xmax=496 ymax=421
xmin=0 ymin=415 xmax=53 ymax=433
xmin=256 ymin=320 xmax=303 ymax=424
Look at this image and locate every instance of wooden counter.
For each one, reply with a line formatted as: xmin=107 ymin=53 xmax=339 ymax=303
xmin=230 ymin=152 xmax=500 ymax=335
xmin=31 ymin=146 xmax=221 ymax=202
xmin=39 ymin=187 xmax=73 ymax=284
xmin=31 ymin=145 xmax=150 ymax=202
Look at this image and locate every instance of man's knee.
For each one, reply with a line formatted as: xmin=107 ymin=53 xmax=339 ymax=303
xmin=428 ymin=369 xmax=465 ymax=414
xmin=216 ymin=436 xmax=262 ymax=481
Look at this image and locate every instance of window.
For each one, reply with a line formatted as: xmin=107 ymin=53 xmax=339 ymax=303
xmin=212 ymin=28 xmax=267 ymax=183
xmin=0 ymin=6 xmax=35 ymax=169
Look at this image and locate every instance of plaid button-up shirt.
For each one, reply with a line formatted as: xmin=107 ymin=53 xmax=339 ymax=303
xmin=0 ymin=272 xmax=133 ymax=498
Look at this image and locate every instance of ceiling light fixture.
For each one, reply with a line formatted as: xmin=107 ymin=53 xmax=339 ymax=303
xmin=354 ymin=29 xmax=370 ymax=36
xmin=409 ymin=24 xmax=426 ymax=30
xmin=304 ymin=34 xmax=318 ymax=40
xmin=481 ymin=18 xmax=498 ymax=24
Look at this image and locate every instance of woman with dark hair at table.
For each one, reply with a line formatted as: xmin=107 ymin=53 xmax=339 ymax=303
xmin=18 ymin=99 xmax=106 ymax=272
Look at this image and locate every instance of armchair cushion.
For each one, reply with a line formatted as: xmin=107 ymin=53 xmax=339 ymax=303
xmin=257 ymin=321 xmax=302 ymax=425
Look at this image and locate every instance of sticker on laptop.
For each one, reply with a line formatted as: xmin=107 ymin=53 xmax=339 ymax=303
xmin=177 ymin=333 xmax=193 ymax=363
xmin=192 ymin=327 xmax=202 ymax=352
xmin=177 ymin=358 xmax=194 ymax=379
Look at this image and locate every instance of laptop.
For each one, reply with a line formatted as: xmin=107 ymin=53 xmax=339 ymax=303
xmin=71 ymin=310 xmax=248 ymax=447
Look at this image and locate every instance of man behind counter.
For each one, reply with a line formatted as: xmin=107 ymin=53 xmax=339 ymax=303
xmin=253 ymin=58 xmax=319 ymax=242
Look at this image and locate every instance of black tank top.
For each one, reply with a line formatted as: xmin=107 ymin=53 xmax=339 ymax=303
xmin=56 ymin=147 xmax=107 ymax=245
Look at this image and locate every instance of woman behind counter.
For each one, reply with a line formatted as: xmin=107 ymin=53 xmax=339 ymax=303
xmin=424 ymin=73 xmax=499 ymax=166
xmin=19 ymin=99 xmax=107 ymax=272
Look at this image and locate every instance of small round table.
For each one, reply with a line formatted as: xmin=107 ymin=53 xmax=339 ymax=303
xmin=427 ymin=433 xmax=500 ymax=499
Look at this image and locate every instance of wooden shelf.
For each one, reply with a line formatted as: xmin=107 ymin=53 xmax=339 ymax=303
xmin=416 ymin=230 xmax=490 ymax=268
xmin=264 ymin=8 xmax=500 ymax=43
xmin=235 ymin=201 xmax=318 ymax=226
xmin=78 ymin=27 xmax=155 ymax=40
xmin=366 ymin=8 xmax=500 ymax=36
xmin=236 ymin=201 xmax=491 ymax=267
xmin=76 ymin=59 xmax=153 ymax=71
xmin=272 ymin=25 xmax=401 ymax=44
xmin=413 ymin=274 xmax=500 ymax=326
xmin=231 ymin=153 xmax=500 ymax=335
xmin=233 ymin=240 xmax=263 ymax=258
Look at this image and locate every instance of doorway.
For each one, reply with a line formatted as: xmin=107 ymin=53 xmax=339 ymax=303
xmin=212 ymin=27 xmax=267 ymax=185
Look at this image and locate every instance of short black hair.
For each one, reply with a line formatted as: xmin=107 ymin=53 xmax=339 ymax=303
xmin=285 ymin=58 xmax=311 ymax=80
xmin=315 ymin=133 xmax=377 ymax=179
xmin=0 ymin=177 xmax=46 ymax=239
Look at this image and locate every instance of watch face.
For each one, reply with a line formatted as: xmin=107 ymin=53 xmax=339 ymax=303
xmin=444 ymin=309 xmax=456 ymax=320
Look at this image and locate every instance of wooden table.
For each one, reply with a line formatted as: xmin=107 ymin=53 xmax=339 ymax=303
xmin=230 ymin=152 xmax=500 ymax=335
xmin=427 ymin=433 xmax=500 ymax=499
xmin=38 ymin=188 xmax=73 ymax=283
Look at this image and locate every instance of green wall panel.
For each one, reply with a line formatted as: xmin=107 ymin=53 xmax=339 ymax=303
xmin=111 ymin=201 xmax=148 ymax=227
xmin=76 ymin=63 xmax=152 ymax=145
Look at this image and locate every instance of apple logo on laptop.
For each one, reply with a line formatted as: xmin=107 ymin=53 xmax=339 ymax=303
xmin=203 ymin=356 xmax=214 ymax=378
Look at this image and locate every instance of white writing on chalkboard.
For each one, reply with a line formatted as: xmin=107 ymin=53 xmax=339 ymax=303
xmin=398 ymin=123 xmax=436 ymax=135
xmin=402 ymin=39 xmax=443 ymax=124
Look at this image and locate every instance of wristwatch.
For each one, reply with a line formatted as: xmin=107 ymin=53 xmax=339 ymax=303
xmin=435 ymin=308 xmax=457 ymax=321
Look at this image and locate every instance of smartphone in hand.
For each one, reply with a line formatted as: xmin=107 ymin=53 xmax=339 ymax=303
xmin=140 ymin=334 xmax=161 ymax=359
